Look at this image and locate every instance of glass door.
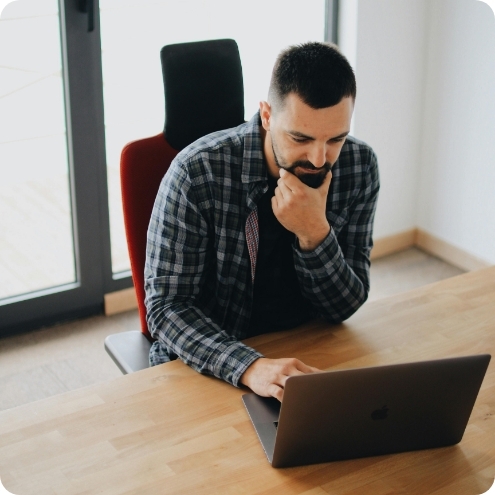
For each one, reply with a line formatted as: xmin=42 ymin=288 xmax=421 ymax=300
xmin=0 ymin=0 xmax=76 ymax=300
xmin=0 ymin=0 xmax=116 ymax=335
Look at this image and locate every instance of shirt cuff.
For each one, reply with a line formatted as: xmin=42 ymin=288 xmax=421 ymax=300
xmin=210 ymin=341 xmax=263 ymax=387
xmin=294 ymin=227 xmax=342 ymax=267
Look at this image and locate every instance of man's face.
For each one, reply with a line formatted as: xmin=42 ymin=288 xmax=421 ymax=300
xmin=261 ymin=93 xmax=354 ymax=188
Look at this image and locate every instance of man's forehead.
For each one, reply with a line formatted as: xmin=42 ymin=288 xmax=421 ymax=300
xmin=276 ymin=94 xmax=353 ymax=139
xmin=279 ymin=92 xmax=353 ymax=109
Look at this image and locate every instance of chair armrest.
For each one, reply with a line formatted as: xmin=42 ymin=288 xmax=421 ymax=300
xmin=104 ymin=330 xmax=152 ymax=374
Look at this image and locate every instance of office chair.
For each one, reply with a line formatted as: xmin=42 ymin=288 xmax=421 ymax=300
xmin=105 ymin=38 xmax=245 ymax=374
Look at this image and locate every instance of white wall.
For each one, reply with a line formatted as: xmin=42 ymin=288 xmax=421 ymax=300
xmin=338 ymin=0 xmax=359 ymax=75
xmin=418 ymin=0 xmax=495 ymax=265
xmin=350 ymin=0 xmax=429 ymax=239
xmin=345 ymin=0 xmax=495 ymax=264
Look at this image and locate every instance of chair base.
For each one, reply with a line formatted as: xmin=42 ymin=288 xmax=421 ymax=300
xmin=104 ymin=330 xmax=152 ymax=374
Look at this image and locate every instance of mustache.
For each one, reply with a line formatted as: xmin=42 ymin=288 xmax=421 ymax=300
xmin=286 ymin=160 xmax=332 ymax=173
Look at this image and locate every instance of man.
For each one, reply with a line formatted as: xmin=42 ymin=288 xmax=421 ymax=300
xmin=145 ymin=42 xmax=379 ymax=402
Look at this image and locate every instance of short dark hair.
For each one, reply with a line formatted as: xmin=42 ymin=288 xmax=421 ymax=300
xmin=268 ymin=42 xmax=356 ymax=110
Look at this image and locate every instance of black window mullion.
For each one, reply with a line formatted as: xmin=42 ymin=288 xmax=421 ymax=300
xmin=325 ymin=0 xmax=340 ymax=45
xmin=64 ymin=0 xmax=127 ymax=297
xmin=78 ymin=0 xmax=133 ymax=295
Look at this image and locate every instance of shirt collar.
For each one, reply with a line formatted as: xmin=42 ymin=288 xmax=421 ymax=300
xmin=241 ymin=111 xmax=268 ymax=184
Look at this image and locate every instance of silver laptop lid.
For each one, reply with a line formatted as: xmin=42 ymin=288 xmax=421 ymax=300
xmin=243 ymin=354 xmax=490 ymax=468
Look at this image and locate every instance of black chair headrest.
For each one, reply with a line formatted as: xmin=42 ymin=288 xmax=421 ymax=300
xmin=161 ymin=39 xmax=245 ymax=151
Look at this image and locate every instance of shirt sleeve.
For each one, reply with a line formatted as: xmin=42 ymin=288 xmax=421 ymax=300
xmin=293 ymin=148 xmax=380 ymax=323
xmin=144 ymin=158 xmax=262 ymax=387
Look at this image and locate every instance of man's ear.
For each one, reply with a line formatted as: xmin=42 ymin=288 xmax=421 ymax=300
xmin=259 ymin=101 xmax=272 ymax=131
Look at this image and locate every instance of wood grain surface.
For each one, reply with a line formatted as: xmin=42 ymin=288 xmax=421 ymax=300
xmin=1 ymin=267 xmax=495 ymax=495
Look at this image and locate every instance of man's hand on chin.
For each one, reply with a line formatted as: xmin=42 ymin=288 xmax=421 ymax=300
xmin=240 ymin=357 xmax=321 ymax=402
xmin=271 ymin=168 xmax=332 ymax=251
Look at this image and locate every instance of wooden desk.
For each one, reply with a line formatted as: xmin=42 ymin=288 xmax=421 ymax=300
xmin=1 ymin=268 xmax=495 ymax=494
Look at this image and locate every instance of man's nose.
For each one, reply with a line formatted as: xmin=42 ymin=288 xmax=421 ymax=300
xmin=307 ymin=145 xmax=327 ymax=168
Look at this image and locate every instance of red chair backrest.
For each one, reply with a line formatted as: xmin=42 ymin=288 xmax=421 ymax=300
xmin=120 ymin=133 xmax=178 ymax=337
xmin=121 ymin=39 xmax=244 ymax=338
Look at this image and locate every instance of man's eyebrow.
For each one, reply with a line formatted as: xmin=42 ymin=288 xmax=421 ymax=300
xmin=287 ymin=130 xmax=315 ymax=140
xmin=287 ymin=130 xmax=350 ymax=140
xmin=330 ymin=131 xmax=350 ymax=140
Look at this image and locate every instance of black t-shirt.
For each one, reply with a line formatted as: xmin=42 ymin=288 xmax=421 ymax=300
xmin=247 ymin=175 xmax=311 ymax=337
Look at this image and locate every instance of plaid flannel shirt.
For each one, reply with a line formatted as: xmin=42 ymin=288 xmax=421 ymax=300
xmin=145 ymin=112 xmax=380 ymax=387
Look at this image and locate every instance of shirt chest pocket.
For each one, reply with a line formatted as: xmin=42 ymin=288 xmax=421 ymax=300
xmin=326 ymin=208 xmax=349 ymax=236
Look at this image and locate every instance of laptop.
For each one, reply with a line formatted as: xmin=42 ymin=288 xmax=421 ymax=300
xmin=242 ymin=354 xmax=490 ymax=468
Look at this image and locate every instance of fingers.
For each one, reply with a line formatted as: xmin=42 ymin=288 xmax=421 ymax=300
xmin=275 ymin=176 xmax=293 ymax=198
xmin=267 ymin=383 xmax=284 ymax=402
xmin=321 ymin=169 xmax=333 ymax=191
xmin=268 ymin=363 xmax=305 ymax=390
xmin=278 ymin=168 xmax=298 ymax=190
xmin=240 ymin=357 xmax=321 ymax=403
xmin=271 ymin=195 xmax=278 ymax=214
xmin=272 ymin=177 xmax=292 ymax=216
xmin=293 ymin=360 xmax=322 ymax=374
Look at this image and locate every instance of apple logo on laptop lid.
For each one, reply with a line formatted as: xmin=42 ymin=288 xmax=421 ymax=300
xmin=371 ymin=406 xmax=389 ymax=420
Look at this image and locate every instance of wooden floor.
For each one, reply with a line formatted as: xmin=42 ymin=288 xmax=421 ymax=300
xmin=0 ymin=247 xmax=465 ymax=412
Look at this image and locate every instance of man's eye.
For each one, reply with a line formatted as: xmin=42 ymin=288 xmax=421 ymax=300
xmin=292 ymin=137 xmax=307 ymax=143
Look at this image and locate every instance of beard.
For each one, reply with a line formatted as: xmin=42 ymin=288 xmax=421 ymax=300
xmin=271 ymin=141 xmax=332 ymax=189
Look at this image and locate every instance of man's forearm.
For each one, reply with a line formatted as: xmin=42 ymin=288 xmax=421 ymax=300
xmin=294 ymin=229 xmax=369 ymax=323
xmin=147 ymin=298 xmax=262 ymax=386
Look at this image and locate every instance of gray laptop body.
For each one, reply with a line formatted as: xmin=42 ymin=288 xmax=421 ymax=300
xmin=242 ymin=354 xmax=490 ymax=468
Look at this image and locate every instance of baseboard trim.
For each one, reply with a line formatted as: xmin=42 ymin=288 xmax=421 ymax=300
xmin=104 ymin=287 xmax=138 ymax=316
xmin=415 ymin=229 xmax=492 ymax=272
xmin=104 ymin=229 xmax=492 ymax=316
xmin=371 ymin=229 xmax=417 ymax=260
xmin=373 ymin=228 xmax=492 ymax=272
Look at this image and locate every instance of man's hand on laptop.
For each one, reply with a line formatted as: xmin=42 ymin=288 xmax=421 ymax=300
xmin=240 ymin=357 xmax=321 ymax=401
